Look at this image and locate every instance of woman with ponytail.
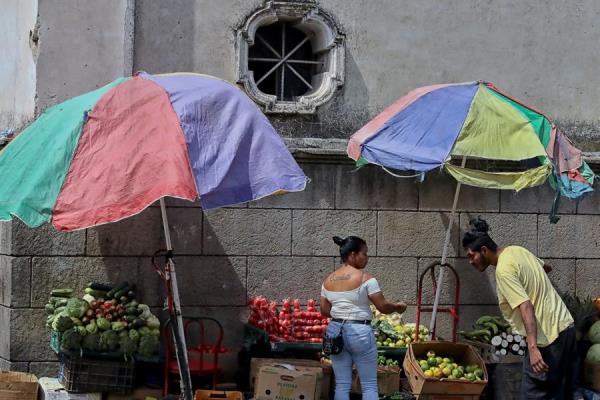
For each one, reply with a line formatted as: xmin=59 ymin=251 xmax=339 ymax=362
xmin=462 ymin=217 xmax=579 ymax=399
xmin=320 ymin=236 xmax=406 ymax=400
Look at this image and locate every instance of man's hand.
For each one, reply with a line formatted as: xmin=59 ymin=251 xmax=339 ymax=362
xmin=528 ymin=345 xmax=549 ymax=374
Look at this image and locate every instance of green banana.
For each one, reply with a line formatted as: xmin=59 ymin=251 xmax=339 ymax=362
xmin=482 ymin=321 xmax=499 ymax=335
xmin=475 ymin=316 xmax=496 ymax=326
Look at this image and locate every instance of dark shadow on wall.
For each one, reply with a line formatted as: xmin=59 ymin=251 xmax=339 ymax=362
xmin=269 ymin=50 xmax=371 ymax=139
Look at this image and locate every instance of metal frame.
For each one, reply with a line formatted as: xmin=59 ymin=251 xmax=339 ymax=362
xmin=415 ymin=261 xmax=460 ymax=342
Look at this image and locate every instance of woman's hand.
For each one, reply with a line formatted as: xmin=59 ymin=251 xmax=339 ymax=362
xmin=394 ymin=302 xmax=407 ymax=314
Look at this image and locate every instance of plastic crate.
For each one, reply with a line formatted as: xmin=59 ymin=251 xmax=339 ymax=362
xmin=58 ymin=352 xmax=135 ymax=393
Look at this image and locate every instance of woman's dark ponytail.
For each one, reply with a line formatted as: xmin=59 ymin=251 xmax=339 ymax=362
xmin=332 ymin=236 xmax=366 ymax=262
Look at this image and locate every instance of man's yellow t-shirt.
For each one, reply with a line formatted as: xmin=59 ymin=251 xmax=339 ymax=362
xmin=495 ymin=246 xmax=573 ymax=347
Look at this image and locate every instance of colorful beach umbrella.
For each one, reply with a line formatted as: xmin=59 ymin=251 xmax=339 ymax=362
xmin=0 ymin=72 xmax=307 ymax=400
xmin=347 ymin=80 xmax=595 ymax=340
xmin=348 ymin=81 xmax=594 ymax=200
xmin=0 ymin=72 xmax=307 ymax=231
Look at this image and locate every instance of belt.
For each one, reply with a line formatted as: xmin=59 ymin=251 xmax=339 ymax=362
xmin=332 ymin=318 xmax=371 ymax=325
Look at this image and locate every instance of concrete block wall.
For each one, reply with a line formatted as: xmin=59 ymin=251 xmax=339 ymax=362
xmin=2 ymin=157 xmax=600 ymax=377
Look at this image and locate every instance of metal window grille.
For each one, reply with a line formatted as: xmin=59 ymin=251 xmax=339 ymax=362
xmin=248 ymin=21 xmax=324 ymax=101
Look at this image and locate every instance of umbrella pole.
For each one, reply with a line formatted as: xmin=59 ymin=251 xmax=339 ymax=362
xmin=428 ymin=156 xmax=466 ymax=339
xmin=160 ymin=198 xmax=194 ymax=400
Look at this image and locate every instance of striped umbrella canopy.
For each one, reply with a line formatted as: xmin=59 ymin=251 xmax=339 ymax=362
xmin=348 ymin=80 xmax=595 ymax=339
xmin=348 ymin=81 xmax=594 ymax=200
xmin=0 ymin=72 xmax=307 ymax=231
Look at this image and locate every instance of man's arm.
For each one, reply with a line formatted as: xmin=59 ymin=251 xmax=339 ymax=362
xmin=519 ymin=300 xmax=549 ymax=374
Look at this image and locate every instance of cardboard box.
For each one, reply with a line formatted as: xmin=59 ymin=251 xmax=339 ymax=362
xmin=255 ymin=363 xmax=323 ymax=400
xmin=250 ymin=358 xmax=332 ymax=400
xmin=195 ymin=389 xmax=243 ymax=400
xmin=350 ymin=366 xmax=401 ymax=395
xmin=0 ymin=371 xmax=38 ymax=400
xmin=403 ymin=341 xmax=488 ymax=397
xmin=583 ymin=361 xmax=600 ymax=392
xmin=105 ymin=386 xmax=163 ymax=400
xmin=38 ymin=377 xmax=102 ymax=400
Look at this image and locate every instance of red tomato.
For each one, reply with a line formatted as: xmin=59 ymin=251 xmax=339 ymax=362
xmin=322 ymin=319 xmax=329 ymax=324
xmin=293 ymin=299 xmax=301 ymax=309
xmin=309 ymin=338 xmax=323 ymax=343
xmin=307 ymin=299 xmax=316 ymax=308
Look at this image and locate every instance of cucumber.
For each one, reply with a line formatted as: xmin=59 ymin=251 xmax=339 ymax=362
xmin=106 ymin=281 xmax=128 ymax=299
xmin=88 ymin=282 xmax=113 ymax=292
xmin=125 ymin=306 xmax=141 ymax=316
xmin=124 ymin=315 xmax=137 ymax=323
xmin=132 ymin=319 xmax=146 ymax=329
xmin=84 ymin=288 xmax=107 ymax=298
xmin=51 ymin=297 xmax=68 ymax=307
xmin=119 ymin=296 xmax=129 ymax=304
xmin=45 ymin=304 xmax=55 ymax=315
xmin=113 ymin=285 xmax=130 ymax=301
xmin=50 ymin=288 xmax=73 ymax=298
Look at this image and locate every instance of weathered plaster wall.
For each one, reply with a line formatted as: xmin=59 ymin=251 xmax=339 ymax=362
xmin=134 ymin=0 xmax=600 ymax=145
xmin=0 ymin=0 xmax=37 ymax=129
xmin=35 ymin=0 xmax=134 ymax=113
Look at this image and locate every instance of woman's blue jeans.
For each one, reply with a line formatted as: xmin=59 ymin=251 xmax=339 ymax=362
xmin=327 ymin=321 xmax=378 ymax=400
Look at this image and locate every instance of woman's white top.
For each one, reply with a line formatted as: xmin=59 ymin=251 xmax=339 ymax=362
xmin=321 ymin=278 xmax=381 ymax=320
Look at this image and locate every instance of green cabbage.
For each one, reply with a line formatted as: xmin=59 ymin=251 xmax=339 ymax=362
xmin=586 ymin=343 xmax=600 ymax=363
xmin=96 ymin=317 xmax=111 ymax=331
xmin=66 ymin=298 xmax=88 ymax=319
xmin=589 ymin=321 xmax=600 ymax=344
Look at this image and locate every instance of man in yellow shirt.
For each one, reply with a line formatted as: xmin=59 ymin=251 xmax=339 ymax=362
xmin=462 ymin=217 xmax=578 ymax=399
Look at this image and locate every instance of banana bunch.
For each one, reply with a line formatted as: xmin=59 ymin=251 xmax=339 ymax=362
xmin=459 ymin=315 xmax=511 ymax=342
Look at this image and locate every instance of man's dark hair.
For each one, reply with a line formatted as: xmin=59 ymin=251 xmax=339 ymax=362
xmin=332 ymin=236 xmax=367 ymax=262
xmin=462 ymin=217 xmax=498 ymax=252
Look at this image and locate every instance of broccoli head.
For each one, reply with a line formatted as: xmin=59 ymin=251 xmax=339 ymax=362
xmin=82 ymin=333 xmax=102 ymax=352
xmin=138 ymin=335 xmax=160 ymax=357
xmin=100 ymin=330 xmax=120 ymax=352
xmin=61 ymin=328 xmax=83 ymax=351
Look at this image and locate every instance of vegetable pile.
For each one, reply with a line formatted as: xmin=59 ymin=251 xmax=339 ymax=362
xmin=371 ymin=306 xmax=429 ymax=348
xmin=46 ymin=282 xmax=161 ymax=359
xmin=247 ymin=297 xmax=330 ymax=343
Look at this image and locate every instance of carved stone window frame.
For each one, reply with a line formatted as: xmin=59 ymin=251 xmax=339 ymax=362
xmin=236 ymin=0 xmax=345 ymax=114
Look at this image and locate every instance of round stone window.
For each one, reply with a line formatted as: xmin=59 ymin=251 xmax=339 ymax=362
xmin=236 ymin=0 xmax=345 ymax=114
